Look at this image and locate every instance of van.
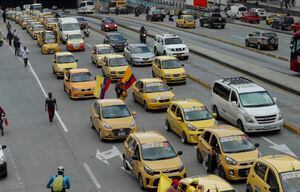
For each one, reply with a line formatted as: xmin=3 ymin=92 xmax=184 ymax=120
xmin=77 ymin=1 xmax=95 ymax=14
xmin=58 ymin=17 xmax=81 ymax=43
xmin=226 ymin=4 xmax=247 ymax=19
xmin=211 ymin=77 xmax=283 ymax=133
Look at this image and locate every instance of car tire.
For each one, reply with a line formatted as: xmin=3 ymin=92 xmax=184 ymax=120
xmin=52 ymin=67 xmax=55 ymax=74
xmin=63 ymin=84 xmax=66 ymax=92
xmin=163 ymin=50 xmax=166 ymax=55
xmin=144 ymin=101 xmax=149 ymax=111
xmin=245 ymin=40 xmax=250 ymax=47
xmin=237 ymin=119 xmax=245 ymax=132
xmin=274 ymin=45 xmax=278 ymax=50
xmin=102 ymin=69 xmax=106 ymax=77
xmin=133 ymin=93 xmax=137 ymax=103
xmin=218 ymin=166 xmax=226 ymax=179
xmin=181 ymin=132 xmax=187 ymax=144
xmin=196 ymin=149 xmax=203 ymax=163
xmin=165 ymin=120 xmax=171 ymax=131
xmin=138 ymin=174 xmax=145 ymax=189
xmin=91 ymin=57 xmax=95 ymax=64
xmin=68 ymin=90 xmax=72 ymax=99
xmin=221 ymin=24 xmax=225 ymax=29
xmin=99 ymin=129 xmax=104 ymax=141
xmin=90 ymin=117 xmax=95 ymax=129
xmin=212 ymin=105 xmax=220 ymax=120
xmin=257 ymin=43 xmax=262 ymax=50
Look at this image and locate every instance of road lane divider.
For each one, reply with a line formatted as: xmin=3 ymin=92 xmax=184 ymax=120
xmin=83 ymin=163 xmax=102 ymax=189
xmin=83 ymin=16 xmax=300 ymax=135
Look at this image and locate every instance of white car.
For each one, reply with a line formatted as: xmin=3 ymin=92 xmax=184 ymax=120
xmin=0 ymin=145 xmax=7 ymax=178
xmin=250 ymin=8 xmax=267 ymax=20
xmin=154 ymin=34 xmax=189 ymax=60
xmin=226 ymin=4 xmax=247 ymax=19
xmin=211 ymin=77 xmax=283 ymax=133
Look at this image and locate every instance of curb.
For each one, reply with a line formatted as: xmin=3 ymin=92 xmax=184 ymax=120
xmin=84 ymin=14 xmax=300 ymax=135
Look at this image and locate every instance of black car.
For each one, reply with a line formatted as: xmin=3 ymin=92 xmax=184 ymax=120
xmin=99 ymin=7 xmax=109 ymax=14
xmin=103 ymin=32 xmax=127 ymax=52
xmin=200 ymin=12 xmax=226 ymax=28
xmin=146 ymin=9 xmax=164 ymax=21
xmin=0 ymin=145 xmax=7 ymax=178
xmin=272 ymin=16 xmax=294 ymax=30
xmin=75 ymin=16 xmax=88 ymax=30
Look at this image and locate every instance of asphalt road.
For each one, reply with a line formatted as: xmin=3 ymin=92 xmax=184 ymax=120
xmin=0 ymin=17 xmax=300 ymax=192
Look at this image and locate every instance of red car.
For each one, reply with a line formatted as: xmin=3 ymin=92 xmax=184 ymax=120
xmin=292 ymin=22 xmax=300 ymax=33
xmin=101 ymin=17 xmax=118 ymax=31
xmin=240 ymin=11 xmax=260 ymax=24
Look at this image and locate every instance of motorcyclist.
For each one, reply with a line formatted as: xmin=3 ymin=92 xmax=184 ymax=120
xmin=47 ymin=166 xmax=70 ymax=192
xmin=83 ymin=25 xmax=90 ymax=37
xmin=139 ymin=26 xmax=147 ymax=43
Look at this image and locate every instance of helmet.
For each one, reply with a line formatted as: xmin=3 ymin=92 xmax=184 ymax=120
xmin=191 ymin=178 xmax=199 ymax=186
xmin=57 ymin=166 xmax=64 ymax=174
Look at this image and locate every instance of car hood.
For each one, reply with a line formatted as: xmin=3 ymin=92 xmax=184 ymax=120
xmin=67 ymin=38 xmax=84 ymax=44
xmin=97 ymin=53 xmax=115 ymax=60
xmin=111 ymin=40 xmax=126 ymax=45
xmin=103 ymin=116 xmax=134 ymax=128
xmin=146 ymin=91 xmax=174 ymax=100
xmin=104 ymin=23 xmax=116 ymax=27
xmin=165 ymin=44 xmax=187 ymax=49
xmin=110 ymin=65 xmax=128 ymax=72
xmin=187 ymin=119 xmax=216 ymax=128
xmin=162 ymin=68 xmax=185 ymax=74
xmin=144 ymin=156 xmax=182 ymax=171
xmin=56 ymin=63 xmax=77 ymax=69
xmin=131 ymin=52 xmax=154 ymax=59
xmin=225 ymin=149 xmax=259 ymax=163
xmin=71 ymin=81 xmax=96 ymax=89
xmin=243 ymin=105 xmax=279 ymax=117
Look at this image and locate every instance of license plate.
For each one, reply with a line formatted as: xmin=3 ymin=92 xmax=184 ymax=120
xmin=176 ymin=53 xmax=183 ymax=56
xmin=118 ymin=131 xmax=126 ymax=136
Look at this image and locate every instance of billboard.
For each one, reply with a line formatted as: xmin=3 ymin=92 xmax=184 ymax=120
xmin=186 ymin=0 xmax=207 ymax=7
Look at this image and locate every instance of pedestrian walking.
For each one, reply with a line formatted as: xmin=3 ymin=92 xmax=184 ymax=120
xmin=13 ymin=37 xmax=21 ymax=56
xmin=21 ymin=46 xmax=29 ymax=67
xmin=45 ymin=92 xmax=57 ymax=125
xmin=285 ymin=0 xmax=289 ymax=9
xmin=6 ymin=30 xmax=13 ymax=46
xmin=0 ymin=106 xmax=8 ymax=136
xmin=2 ymin=9 xmax=6 ymax=23
xmin=12 ymin=29 xmax=18 ymax=41
xmin=6 ymin=21 xmax=11 ymax=32
xmin=291 ymin=0 xmax=295 ymax=7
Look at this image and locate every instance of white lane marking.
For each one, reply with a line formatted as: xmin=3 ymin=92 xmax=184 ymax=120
xmin=86 ymin=43 xmax=92 ymax=48
xmin=230 ymin=35 xmax=243 ymax=39
xmin=203 ymin=28 xmax=216 ymax=33
xmin=6 ymin=46 xmax=68 ymax=132
xmin=96 ymin=146 xmax=122 ymax=165
xmin=261 ymin=136 xmax=298 ymax=158
xmin=83 ymin=163 xmax=102 ymax=189
xmin=6 ymin=148 xmax=24 ymax=187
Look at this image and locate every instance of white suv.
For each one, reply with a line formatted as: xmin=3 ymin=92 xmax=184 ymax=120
xmin=154 ymin=34 xmax=189 ymax=60
xmin=211 ymin=77 xmax=283 ymax=133
xmin=0 ymin=145 xmax=7 ymax=178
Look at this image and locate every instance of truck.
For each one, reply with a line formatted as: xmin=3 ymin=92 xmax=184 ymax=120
xmin=290 ymin=31 xmax=300 ymax=72
xmin=77 ymin=1 xmax=95 ymax=14
xmin=199 ymin=12 xmax=226 ymax=28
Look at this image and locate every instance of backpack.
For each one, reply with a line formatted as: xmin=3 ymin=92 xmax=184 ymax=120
xmin=52 ymin=175 xmax=64 ymax=192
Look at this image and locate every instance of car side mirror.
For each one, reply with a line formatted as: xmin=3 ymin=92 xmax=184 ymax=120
xmin=255 ymin=143 xmax=260 ymax=148
xmin=132 ymin=154 xmax=139 ymax=161
xmin=132 ymin=111 xmax=137 ymax=116
xmin=273 ymin=97 xmax=277 ymax=103
xmin=1 ymin=145 xmax=7 ymax=149
xmin=177 ymin=151 xmax=183 ymax=156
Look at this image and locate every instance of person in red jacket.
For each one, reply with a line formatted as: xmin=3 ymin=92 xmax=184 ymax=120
xmin=0 ymin=106 xmax=8 ymax=136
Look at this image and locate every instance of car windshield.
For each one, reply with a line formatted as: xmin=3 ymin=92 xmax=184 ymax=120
xmin=57 ymin=55 xmax=75 ymax=63
xmin=104 ymin=18 xmax=114 ymax=23
xmin=71 ymin=72 xmax=93 ymax=82
xmin=109 ymin=58 xmax=127 ymax=67
xmin=63 ymin=23 xmax=80 ymax=31
xmin=141 ymin=141 xmax=177 ymax=161
xmin=280 ymin=170 xmax=300 ymax=192
xmin=102 ymin=105 xmax=131 ymax=118
xmin=162 ymin=59 xmax=182 ymax=69
xmin=220 ymin=135 xmax=255 ymax=153
xmin=184 ymin=15 xmax=194 ymax=21
xmin=33 ymin=25 xmax=44 ymax=31
xmin=132 ymin=46 xmax=151 ymax=54
xmin=165 ymin=37 xmax=183 ymax=45
xmin=145 ymin=82 xmax=169 ymax=93
xmin=211 ymin=13 xmax=222 ymax=17
xmin=44 ymin=32 xmax=56 ymax=43
xmin=76 ymin=17 xmax=86 ymax=22
xmin=239 ymin=91 xmax=274 ymax=107
xmin=97 ymin=48 xmax=114 ymax=54
xmin=87 ymin=2 xmax=94 ymax=5
xmin=68 ymin=34 xmax=82 ymax=39
xmin=152 ymin=10 xmax=161 ymax=14
xmin=109 ymin=34 xmax=125 ymax=42
xmin=238 ymin=7 xmax=247 ymax=11
xmin=184 ymin=107 xmax=213 ymax=121
xmin=262 ymin=33 xmax=277 ymax=38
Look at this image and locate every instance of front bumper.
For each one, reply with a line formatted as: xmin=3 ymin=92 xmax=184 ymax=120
xmin=182 ymin=23 xmax=196 ymax=28
xmin=147 ymin=100 xmax=172 ymax=110
xmin=166 ymin=51 xmax=189 ymax=58
xmin=102 ymin=126 xmax=137 ymax=140
xmin=70 ymin=90 xmax=95 ymax=99
xmin=223 ymin=163 xmax=252 ymax=180
xmin=42 ymin=45 xmax=60 ymax=54
xmin=163 ymin=75 xmax=187 ymax=84
xmin=67 ymin=44 xmax=85 ymax=51
xmin=133 ymin=59 xmax=154 ymax=66
xmin=244 ymin=120 xmax=283 ymax=133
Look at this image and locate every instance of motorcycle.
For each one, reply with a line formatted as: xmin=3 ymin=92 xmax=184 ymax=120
xmin=140 ymin=32 xmax=147 ymax=44
xmin=83 ymin=28 xmax=90 ymax=37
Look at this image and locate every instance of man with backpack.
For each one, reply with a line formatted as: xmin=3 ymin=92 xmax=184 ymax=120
xmin=47 ymin=166 xmax=70 ymax=192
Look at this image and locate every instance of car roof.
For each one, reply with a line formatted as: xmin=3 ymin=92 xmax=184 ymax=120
xmin=139 ymin=78 xmax=164 ymax=83
xmin=156 ymin=33 xmax=179 ymax=38
xmin=172 ymin=99 xmax=205 ymax=109
xmin=260 ymin=155 xmax=300 ymax=173
xmin=181 ymin=175 xmax=234 ymax=190
xmin=107 ymin=32 xmax=122 ymax=36
xmin=97 ymin=99 xmax=125 ymax=106
xmin=205 ymin=125 xmax=243 ymax=137
xmin=129 ymin=43 xmax=148 ymax=48
xmin=94 ymin=44 xmax=113 ymax=48
xmin=69 ymin=68 xmax=90 ymax=74
xmin=133 ymin=131 xmax=167 ymax=144
xmin=156 ymin=56 xmax=178 ymax=61
xmin=105 ymin=54 xmax=124 ymax=59
xmin=215 ymin=77 xmax=265 ymax=93
xmin=55 ymin=52 xmax=73 ymax=56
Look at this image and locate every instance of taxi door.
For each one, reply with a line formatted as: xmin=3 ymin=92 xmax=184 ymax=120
xmin=134 ymin=81 xmax=145 ymax=104
xmin=64 ymin=71 xmax=71 ymax=93
xmin=176 ymin=15 xmax=183 ymax=27
xmin=248 ymin=161 xmax=268 ymax=192
xmin=123 ymin=136 xmax=136 ymax=171
xmin=38 ymin=32 xmax=43 ymax=47
xmin=198 ymin=131 xmax=212 ymax=161
xmin=166 ymin=104 xmax=178 ymax=132
xmin=91 ymin=102 xmax=102 ymax=133
xmin=173 ymin=107 xmax=185 ymax=136
xmin=264 ymin=167 xmax=281 ymax=192
xmin=152 ymin=58 xmax=160 ymax=78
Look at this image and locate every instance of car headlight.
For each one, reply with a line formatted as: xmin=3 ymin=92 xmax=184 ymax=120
xmin=187 ymin=123 xmax=197 ymax=131
xmin=110 ymin=71 xmax=116 ymax=74
xmin=144 ymin=165 xmax=155 ymax=175
xmin=130 ymin=120 xmax=136 ymax=128
xmin=71 ymin=87 xmax=80 ymax=91
xmin=105 ymin=24 xmax=108 ymax=27
xmin=149 ymin=98 xmax=157 ymax=103
xmin=225 ymin=156 xmax=237 ymax=165
xmin=241 ymin=110 xmax=254 ymax=123
xmin=278 ymin=110 xmax=283 ymax=120
xmin=178 ymin=162 xmax=184 ymax=172
xmin=103 ymin=122 xmax=112 ymax=129
xmin=164 ymin=74 xmax=171 ymax=78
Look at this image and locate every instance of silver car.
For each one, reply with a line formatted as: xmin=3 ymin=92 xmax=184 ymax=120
xmin=245 ymin=31 xmax=278 ymax=50
xmin=124 ymin=44 xmax=155 ymax=66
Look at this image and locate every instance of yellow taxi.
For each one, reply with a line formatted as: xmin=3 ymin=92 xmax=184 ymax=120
xmin=178 ymin=175 xmax=237 ymax=192
xmin=44 ymin=17 xmax=58 ymax=30
xmin=176 ymin=15 xmax=196 ymax=28
xmin=38 ymin=30 xmax=60 ymax=54
xmin=52 ymin=52 xmax=78 ymax=78
xmin=37 ymin=12 xmax=52 ymax=24
xmin=91 ymin=44 xmax=115 ymax=67
xmin=165 ymin=99 xmax=216 ymax=144
xmin=26 ymin=21 xmax=39 ymax=33
xmin=196 ymin=125 xmax=260 ymax=181
xmin=64 ymin=68 xmax=96 ymax=99
xmin=102 ymin=54 xmax=129 ymax=81
xmin=123 ymin=131 xmax=187 ymax=189
xmin=20 ymin=18 xmax=31 ymax=30
xmin=246 ymin=155 xmax=300 ymax=192
xmin=29 ymin=24 xmax=44 ymax=40
xmin=265 ymin=14 xmax=285 ymax=25
xmin=132 ymin=78 xmax=175 ymax=111
xmin=152 ymin=56 xmax=187 ymax=84
xmin=66 ymin=33 xmax=85 ymax=52
xmin=90 ymin=99 xmax=138 ymax=140
xmin=14 ymin=13 xmax=23 ymax=23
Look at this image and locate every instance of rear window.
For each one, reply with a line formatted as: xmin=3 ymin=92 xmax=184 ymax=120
xmin=87 ymin=1 xmax=94 ymax=5
xmin=262 ymin=33 xmax=277 ymax=38
xmin=238 ymin=7 xmax=247 ymax=11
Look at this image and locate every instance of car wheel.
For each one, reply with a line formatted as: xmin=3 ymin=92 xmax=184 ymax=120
xmin=123 ymin=156 xmax=129 ymax=170
xmin=165 ymin=120 xmax=170 ymax=131
xmin=132 ymin=93 xmax=137 ymax=103
xmin=218 ymin=166 xmax=226 ymax=179
xmin=273 ymin=45 xmax=278 ymax=50
xmin=154 ymin=47 xmax=159 ymax=56
xmin=144 ymin=101 xmax=149 ymax=111
xmin=163 ymin=50 xmax=167 ymax=55
xmin=99 ymin=129 xmax=104 ymax=141
xmin=68 ymin=89 xmax=72 ymax=99
xmin=181 ymin=132 xmax=187 ymax=144
xmin=130 ymin=59 xmax=135 ymax=66
xmin=196 ymin=149 xmax=203 ymax=163
xmin=138 ymin=174 xmax=145 ymax=189
xmin=237 ymin=119 xmax=245 ymax=132
xmin=221 ymin=24 xmax=225 ymax=29
xmin=245 ymin=40 xmax=249 ymax=47
xmin=257 ymin=43 xmax=262 ymax=50
xmin=91 ymin=57 xmax=95 ymax=64
xmin=102 ymin=69 xmax=106 ymax=77
xmin=184 ymin=56 xmax=189 ymax=60
xmin=90 ymin=117 xmax=95 ymax=129
xmin=212 ymin=105 xmax=220 ymax=120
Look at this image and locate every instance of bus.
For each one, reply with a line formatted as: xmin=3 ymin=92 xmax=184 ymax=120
xmin=77 ymin=1 xmax=95 ymax=14
xmin=30 ymin=3 xmax=43 ymax=12
xmin=290 ymin=31 xmax=300 ymax=72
